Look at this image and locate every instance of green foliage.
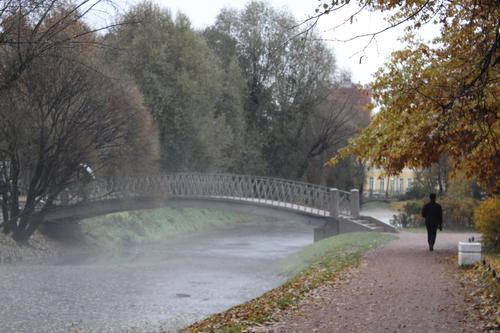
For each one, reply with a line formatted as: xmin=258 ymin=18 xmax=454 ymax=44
xmin=404 ymin=184 xmax=427 ymax=200
xmin=474 ymin=197 xmax=500 ymax=251
xmin=102 ymin=0 xmax=368 ymax=188
xmin=209 ymin=1 xmax=362 ymax=180
xmin=105 ymin=2 xmax=245 ymax=172
xmin=80 ymin=207 xmax=250 ymax=248
xmin=402 ymin=200 xmax=422 ymax=215
xmin=390 ymin=212 xmax=420 ymax=229
xmin=390 ymin=200 xmax=422 ymax=229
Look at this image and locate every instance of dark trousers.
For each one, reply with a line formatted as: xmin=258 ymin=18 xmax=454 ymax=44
xmin=426 ymin=223 xmax=438 ymax=248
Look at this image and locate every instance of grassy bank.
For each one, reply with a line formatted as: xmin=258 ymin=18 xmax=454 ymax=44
xmin=80 ymin=207 xmax=251 ymax=247
xmin=183 ymin=232 xmax=397 ymax=333
xmin=277 ymin=232 xmax=395 ymax=278
xmin=362 ymin=201 xmax=392 ymax=210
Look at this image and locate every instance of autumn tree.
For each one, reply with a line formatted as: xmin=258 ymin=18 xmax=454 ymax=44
xmin=0 ymin=0 xmax=118 ymax=92
xmin=322 ymin=0 xmax=499 ymax=192
xmin=0 ymin=5 xmax=158 ymax=242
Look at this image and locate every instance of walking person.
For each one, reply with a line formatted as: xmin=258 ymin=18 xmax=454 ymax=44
xmin=421 ymin=193 xmax=443 ymax=251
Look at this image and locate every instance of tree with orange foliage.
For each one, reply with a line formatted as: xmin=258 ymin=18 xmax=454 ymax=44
xmin=320 ymin=0 xmax=499 ymax=192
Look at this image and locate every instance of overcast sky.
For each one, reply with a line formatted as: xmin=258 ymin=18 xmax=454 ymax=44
xmin=98 ymin=0 xmax=439 ymax=84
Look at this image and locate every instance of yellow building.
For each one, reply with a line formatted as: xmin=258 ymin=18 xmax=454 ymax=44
xmin=364 ymin=165 xmax=417 ymax=197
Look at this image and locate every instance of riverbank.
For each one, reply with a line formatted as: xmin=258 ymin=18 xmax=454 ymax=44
xmin=79 ymin=207 xmax=253 ymax=248
xmin=0 ymin=207 xmax=253 ymax=264
xmin=182 ymin=232 xmax=396 ymax=333
xmin=0 ymin=231 xmax=64 ymax=264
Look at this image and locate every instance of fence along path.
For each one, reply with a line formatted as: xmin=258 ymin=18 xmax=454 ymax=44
xmin=60 ymin=173 xmax=354 ymax=218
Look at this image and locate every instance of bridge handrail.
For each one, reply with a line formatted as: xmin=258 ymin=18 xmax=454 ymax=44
xmin=57 ymin=173 xmax=353 ymax=217
xmin=171 ymin=172 xmax=331 ymax=190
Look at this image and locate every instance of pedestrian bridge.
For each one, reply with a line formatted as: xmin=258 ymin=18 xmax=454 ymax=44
xmin=44 ymin=173 xmax=395 ymax=237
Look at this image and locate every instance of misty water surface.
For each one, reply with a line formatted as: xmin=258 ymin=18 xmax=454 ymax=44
xmin=0 ymin=218 xmax=315 ymax=332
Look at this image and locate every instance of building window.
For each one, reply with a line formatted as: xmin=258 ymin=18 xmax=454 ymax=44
xmin=408 ymin=178 xmax=412 ymax=189
xmin=399 ymin=178 xmax=404 ymax=193
xmin=369 ymin=177 xmax=374 ymax=191
xmin=380 ymin=178 xmax=385 ymax=192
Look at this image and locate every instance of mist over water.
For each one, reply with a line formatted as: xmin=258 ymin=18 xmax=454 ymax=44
xmin=0 ymin=218 xmax=314 ymax=332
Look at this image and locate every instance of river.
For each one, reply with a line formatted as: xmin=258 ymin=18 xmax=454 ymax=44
xmin=0 ymin=218 xmax=315 ymax=332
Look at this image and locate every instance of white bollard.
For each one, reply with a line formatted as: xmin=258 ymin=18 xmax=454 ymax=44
xmin=458 ymin=242 xmax=482 ymax=266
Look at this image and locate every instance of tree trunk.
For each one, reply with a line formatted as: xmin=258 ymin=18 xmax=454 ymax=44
xmin=1 ymin=191 xmax=9 ymax=233
xmin=8 ymin=157 xmax=20 ymax=230
xmin=12 ymin=213 xmax=44 ymax=244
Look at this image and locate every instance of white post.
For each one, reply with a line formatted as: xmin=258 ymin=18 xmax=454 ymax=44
xmin=330 ymin=188 xmax=339 ymax=218
xmin=458 ymin=242 xmax=482 ymax=266
xmin=350 ymin=189 xmax=360 ymax=218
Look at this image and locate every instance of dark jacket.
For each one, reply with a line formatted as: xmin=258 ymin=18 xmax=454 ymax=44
xmin=422 ymin=201 xmax=443 ymax=227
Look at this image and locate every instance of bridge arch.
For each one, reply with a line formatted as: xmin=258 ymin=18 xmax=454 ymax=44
xmin=42 ymin=173 xmax=395 ymax=238
xmin=47 ymin=173 xmax=355 ymax=220
xmin=45 ymin=173 xmax=359 ymax=221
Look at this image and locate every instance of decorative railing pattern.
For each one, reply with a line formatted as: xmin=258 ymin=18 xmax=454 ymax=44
xmin=57 ymin=173 xmax=355 ymax=217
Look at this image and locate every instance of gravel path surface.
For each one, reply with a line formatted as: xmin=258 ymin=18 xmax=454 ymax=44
xmin=254 ymin=231 xmax=480 ymax=333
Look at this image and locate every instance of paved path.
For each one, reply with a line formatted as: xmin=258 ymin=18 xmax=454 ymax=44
xmin=254 ymin=231 xmax=479 ymax=333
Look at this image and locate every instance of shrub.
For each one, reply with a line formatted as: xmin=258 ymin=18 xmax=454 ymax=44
xmin=440 ymin=196 xmax=477 ymax=228
xmin=402 ymin=200 xmax=423 ymax=216
xmin=404 ymin=184 xmax=427 ymax=200
xmin=390 ymin=200 xmax=423 ymax=228
xmin=390 ymin=212 xmax=420 ymax=228
xmin=474 ymin=197 xmax=500 ymax=251
xmin=393 ymin=197 xmax=477 ymax=229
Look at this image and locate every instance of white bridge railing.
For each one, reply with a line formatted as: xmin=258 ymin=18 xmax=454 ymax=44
xmin=58 ymin=173 xmax=359 ymax=218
